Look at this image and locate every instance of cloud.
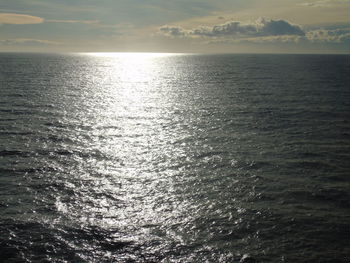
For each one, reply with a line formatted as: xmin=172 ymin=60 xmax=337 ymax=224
xmin=299 ymin=0 xmax=350 ymax=7
xmin=339 ymin=33 xmax=350 ymax=42
xmin=47 ymin=19 xmax=99 ymax=24
xmin=159 ymin=25 xmax=187 ymax=37
xmin=159 ymin=18 xmax=305 ymax=39
xmin=159 ymin=17 xmax=350 ymax=45
xmin=0 ymin=13 xmax=101 ymax=27
xmin=258 ymin=18 xmax=305 ymax=36
xmin=300 ymin=1 xmax=330 ymax=7
xmin=306 ymin=27 xmax=350 ymax=42
xmin=204 ymin=35 xmax=305 ymax=46
xmin=238 ymin=35 xmax=305 ymax=44
xmin=195 ymin=18 xmax=305 ymax=37
xmin=0 ymin=38 xmax=59 ymax=46
xmin=0 ymin=13 xmax=44 ymax=25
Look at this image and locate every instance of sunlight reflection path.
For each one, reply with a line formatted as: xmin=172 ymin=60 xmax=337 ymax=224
xmin=53 ymin=53 xmax=196 ymax=246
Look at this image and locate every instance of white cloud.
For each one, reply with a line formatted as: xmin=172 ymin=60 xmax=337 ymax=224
xmin=0 ymin=13 xmax=44 ymax=25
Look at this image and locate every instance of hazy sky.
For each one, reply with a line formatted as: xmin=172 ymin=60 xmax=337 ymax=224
xmin=1 ymin=0 xmax=350 ymax=53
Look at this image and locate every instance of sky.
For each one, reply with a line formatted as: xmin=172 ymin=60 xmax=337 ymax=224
xmin=0 ymin=0 xmax=350 ymax=53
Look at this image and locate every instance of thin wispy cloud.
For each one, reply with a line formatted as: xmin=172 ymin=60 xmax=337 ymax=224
xmin=0 ymin=13 xmax=44 ymax=25
xmin=0 ymin=38 xmax=59 ymax=46
xmin=299 ymin=0 xmax=350 ymax=7
xmin=47 ymin=19 xmax=99 ymax=24
xmin=0 ymin=12 xmax=101 ymax=27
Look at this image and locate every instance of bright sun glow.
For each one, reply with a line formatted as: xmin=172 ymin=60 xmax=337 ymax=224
xmin=83 ymin=52 xmax=172 ymax=116
xmin=85 ymin=52 xmax=179 ymax=59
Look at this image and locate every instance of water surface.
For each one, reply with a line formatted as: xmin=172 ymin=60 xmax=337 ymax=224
xmin=0 ymin=53 xmax=349 ymax=262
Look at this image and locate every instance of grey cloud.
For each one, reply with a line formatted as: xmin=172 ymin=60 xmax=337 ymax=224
xmin=159 ymin=18 xmax=350 ymax=45
xmin=206 ymin=35 xmax=305 ymax=45
xmin=234 ymin=28 xmax=350 ymax=44
xmin=159 ymin=18 xmax=305 ymax=39
xmin=339 ymin=33 xmax=350 ymax=43
xmin=201 ymin=18 xmax=305 ymax=37
xmin=258 ymin=18 xmax=305 ymax=36
xmin=238 ymin=35 xmax=305 ymax=44
xmin=191 ymin=22 xmax=257 ymax=37
xmin=306 ymin=28 xmax=350 ymax=42
xmin=299 ymin=1 xmax=329 ymax=7
xmin=300 ymin=0 xmax=350 ymax=7
xmin=0 ymin=38 xmax=59 ymax=46
xmin=159 ymin=25 xmax=187 ymax=37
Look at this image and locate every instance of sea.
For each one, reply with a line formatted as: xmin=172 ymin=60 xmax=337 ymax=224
xmin=0 ymin=53 xmax=349 ymax=263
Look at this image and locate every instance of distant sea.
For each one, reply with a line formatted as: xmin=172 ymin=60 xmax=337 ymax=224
xmin=0 ymin=53 xmax=349 ymax=263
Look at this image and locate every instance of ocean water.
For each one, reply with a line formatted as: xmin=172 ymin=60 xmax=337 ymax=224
xmin=0 ymin=53 xmax=349 ymax=263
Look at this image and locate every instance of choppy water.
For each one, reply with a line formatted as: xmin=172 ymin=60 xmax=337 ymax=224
xmin=0 ymin=53 xmax=349 ymax=263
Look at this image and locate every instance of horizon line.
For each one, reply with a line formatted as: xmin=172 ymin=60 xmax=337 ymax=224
xmin=1 ymin=51 xmax=350 ymax=55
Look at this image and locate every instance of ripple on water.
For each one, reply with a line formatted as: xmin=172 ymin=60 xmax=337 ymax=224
xmin=1 ymin=53 xmax=350 ymax=262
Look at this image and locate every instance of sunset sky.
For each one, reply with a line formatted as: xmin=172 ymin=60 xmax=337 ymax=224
xmin=1 ymin=0 xmax=350 ymax=53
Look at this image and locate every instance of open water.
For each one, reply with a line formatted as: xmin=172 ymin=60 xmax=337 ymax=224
xmin=0 ymin=53 xmax=349 ymax=262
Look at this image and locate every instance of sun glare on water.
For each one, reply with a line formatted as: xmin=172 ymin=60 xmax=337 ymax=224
xmin=83 ymin=52 xmax=180 ymax=102
xmin=56 ymin=51 xmax=192 ymax=232
xmin=85 ymin=52 xmax=178 ymax=58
